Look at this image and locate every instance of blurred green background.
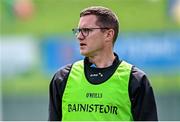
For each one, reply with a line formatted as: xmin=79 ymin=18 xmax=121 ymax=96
xmin=1 ymin=0 xmax=180 ymax=120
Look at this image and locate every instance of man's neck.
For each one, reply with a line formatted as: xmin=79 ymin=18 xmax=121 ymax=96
xmin=88 ymin=51 xmax=115 ymax=68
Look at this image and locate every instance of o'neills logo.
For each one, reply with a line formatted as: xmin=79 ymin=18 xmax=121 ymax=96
xmin=68 ymin=103 xmax=118 ymax=115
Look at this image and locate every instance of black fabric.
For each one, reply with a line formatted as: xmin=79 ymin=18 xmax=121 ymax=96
xmin=129 ymin=66 xmax=158 ymax=120
xmin=48 ymin=64 xmax=72 ymax=121
xmin=84 ymin=53 xmax=121 ymax=85
xmin=48 ymin=53 xmax=158 ymax=121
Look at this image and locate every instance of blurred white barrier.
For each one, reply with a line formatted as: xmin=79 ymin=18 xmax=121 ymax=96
xmin=0 ymin=40 xmax=2 ymax=120
xmin=1 ymin=36 xmax=38 ymax=79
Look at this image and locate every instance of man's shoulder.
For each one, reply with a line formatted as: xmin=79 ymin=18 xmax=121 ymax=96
xmin=53 ymin=59 xmax=84 ymax=81
xmin=53 ymin=64 xmax=73 ymax=81
xmin=121 ymin=60 xmax=146 ymax=77
xmin=130 ymin=65 xmax=152 ymax=88
xmin=131 ymin=66 xmax=146 ymax=80
xmin=57 ymin=64 xmax=72 ymax=73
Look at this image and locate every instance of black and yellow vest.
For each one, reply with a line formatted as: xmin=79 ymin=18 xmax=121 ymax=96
xmin=62 ymin=60 xmax=133 ymax=121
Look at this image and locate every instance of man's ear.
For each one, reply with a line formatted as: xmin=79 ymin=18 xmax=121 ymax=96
xmin=105 ymin=29 xmax=114 ymax=42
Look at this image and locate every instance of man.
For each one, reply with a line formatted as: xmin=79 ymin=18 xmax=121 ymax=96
xmin=49 ymin=6 xmax=158 ymax=121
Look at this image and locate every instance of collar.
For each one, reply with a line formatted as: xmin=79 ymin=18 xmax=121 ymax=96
xmin=84 ymin=53 xmax=120 ymax=69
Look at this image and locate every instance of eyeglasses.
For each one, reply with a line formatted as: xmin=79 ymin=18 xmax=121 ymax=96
xmin=72 ymin=27 xmax=110 ymax=37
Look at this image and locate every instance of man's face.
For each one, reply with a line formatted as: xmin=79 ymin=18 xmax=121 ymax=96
xmin=77 ymin=15 xmax=107 ymax=57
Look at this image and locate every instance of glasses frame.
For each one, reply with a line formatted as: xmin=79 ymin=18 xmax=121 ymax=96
xmin=72 ymin=27 xmax=110 ymax=37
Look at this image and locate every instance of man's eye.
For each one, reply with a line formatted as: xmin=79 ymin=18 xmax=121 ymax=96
xmin=82 ymin=28 xmax=91 ymax=32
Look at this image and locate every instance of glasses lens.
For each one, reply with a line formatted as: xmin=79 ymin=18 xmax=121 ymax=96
xmin=72 ymin=28 xmax=93 ymax=37
xmin=81 ymin=28 xmax=90 ymax=37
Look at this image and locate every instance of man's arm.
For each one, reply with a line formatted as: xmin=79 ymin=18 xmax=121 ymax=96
xmin=48 ymin=64 xmax=72 ymax=121
xmin=129 ymin=66 xmax=158 ymax=121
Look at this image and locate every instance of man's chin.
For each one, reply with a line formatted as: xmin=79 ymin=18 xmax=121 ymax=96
xmin=80 ymin=51 xmax=89 ymax=57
